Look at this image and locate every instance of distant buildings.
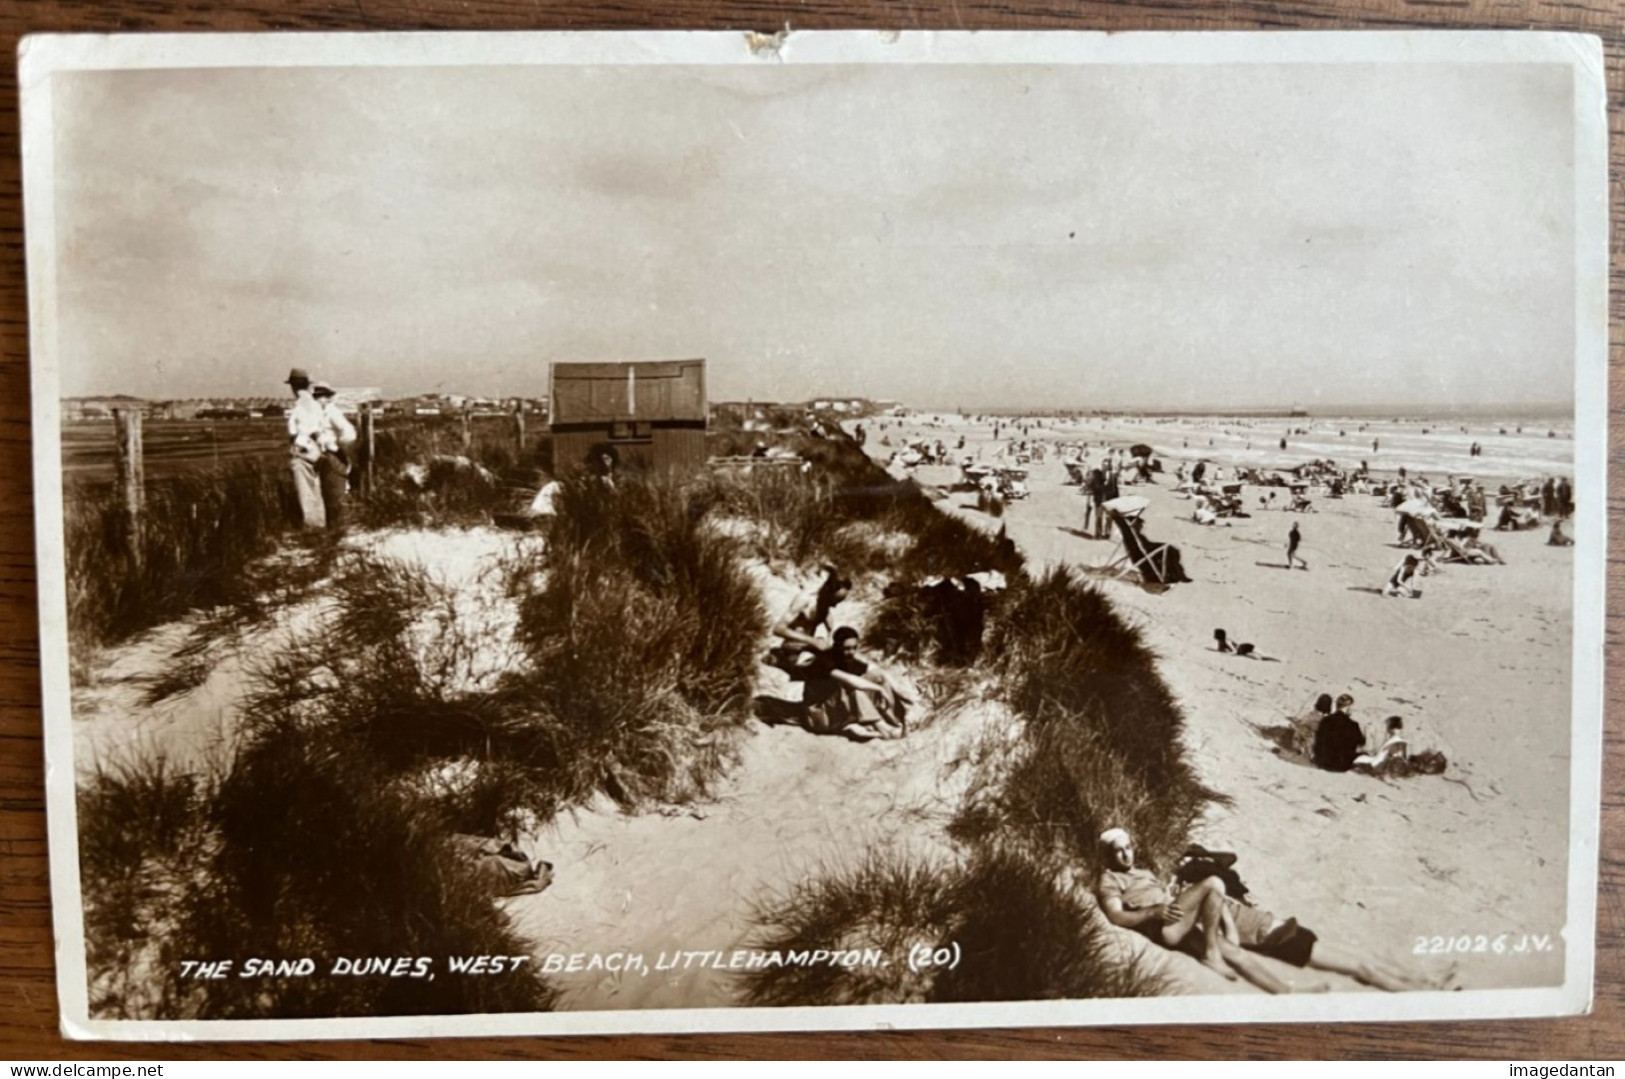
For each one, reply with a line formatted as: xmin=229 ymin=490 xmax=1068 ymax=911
xmin=62 ymin=391 xmax=547 ymax=421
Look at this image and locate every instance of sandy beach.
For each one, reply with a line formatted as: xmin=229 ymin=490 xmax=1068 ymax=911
xmin=867 ymin=411 xmax=1575 ymax=991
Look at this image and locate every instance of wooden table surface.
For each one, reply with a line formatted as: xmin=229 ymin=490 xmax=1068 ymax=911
xmin=0 ymin=0 xmax=1619 ymax=1061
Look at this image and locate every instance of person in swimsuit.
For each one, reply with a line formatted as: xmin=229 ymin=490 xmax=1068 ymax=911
xmin=768 ymin=568 xmax=853 ymax=675
xmin=1095 ymin=828 xmax=1238 ymax=983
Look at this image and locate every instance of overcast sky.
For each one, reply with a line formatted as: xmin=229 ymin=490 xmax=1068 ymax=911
xmin=50 ymin=60 xmax=1575 ymax=409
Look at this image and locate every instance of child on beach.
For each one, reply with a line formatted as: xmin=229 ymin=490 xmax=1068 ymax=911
xmin=1354 ymin=716 xmax=1409 ymax=771
xmin=1384 ymin=554 xmax=1422 ymax=598
xmin=1286 ymin=523 xmax=1308 ymax=570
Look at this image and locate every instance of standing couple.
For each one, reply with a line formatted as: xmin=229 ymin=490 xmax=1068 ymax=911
xmin=285 ymin=367 xmax=357 ymax=531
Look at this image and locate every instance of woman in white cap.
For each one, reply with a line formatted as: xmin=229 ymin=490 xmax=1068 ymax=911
xmin=311 ymin=382 xmax=357 ymax=531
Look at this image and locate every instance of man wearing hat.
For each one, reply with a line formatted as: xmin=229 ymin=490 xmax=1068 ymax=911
xmin=312 ymin=381 xmax=357 ymax=531
xmin=285 ymin=367 xmax=327 ymax=529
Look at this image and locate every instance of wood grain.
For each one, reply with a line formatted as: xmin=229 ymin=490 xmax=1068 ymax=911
xmin=1 ymin=0 xmax=1619 ymax=1060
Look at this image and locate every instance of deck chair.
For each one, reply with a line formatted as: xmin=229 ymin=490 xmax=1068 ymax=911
xmin=1105 ymin=508 xmax=1181 ymax=586
xmin=1404 ymin=513 xmax=1448 ymax=551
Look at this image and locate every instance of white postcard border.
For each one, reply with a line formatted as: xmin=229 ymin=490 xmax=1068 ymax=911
xmin=18 ymin=29 xmax=1608 ymax=1042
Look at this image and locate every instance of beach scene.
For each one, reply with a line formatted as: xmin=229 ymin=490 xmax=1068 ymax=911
xmin=31 ymin=47 xmax=1593 ymax=1027
xmin=62 ymin=400 xmax=1579 ymax=1014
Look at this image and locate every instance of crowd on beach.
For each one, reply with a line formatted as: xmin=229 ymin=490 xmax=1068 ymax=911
xmin=862 ymin=409 xmax=1575 ymax=992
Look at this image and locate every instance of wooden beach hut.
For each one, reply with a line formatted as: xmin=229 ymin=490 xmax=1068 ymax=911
xmin=548 ymin=359 xmax=708 ymax=474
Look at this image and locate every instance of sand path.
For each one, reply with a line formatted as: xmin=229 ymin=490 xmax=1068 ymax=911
xmin=504 ymin=688 xmax=985 ymax=1010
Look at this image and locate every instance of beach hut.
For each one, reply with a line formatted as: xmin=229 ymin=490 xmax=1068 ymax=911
xmin=548 ymin=359 xmax=708 ymax=474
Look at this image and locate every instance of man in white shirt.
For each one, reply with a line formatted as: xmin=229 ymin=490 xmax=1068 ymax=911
xmin=285 ymin=368 xmax=326 ymax=529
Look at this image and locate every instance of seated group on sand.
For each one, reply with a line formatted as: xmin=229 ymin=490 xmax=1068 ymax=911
xmin=761 ymin=569 xmax=917 ymax=742
xmin=1093 ymin=827 xmax=1432 ymax=994
xmin=1287 ymin=693 xmax=1446 ymax=778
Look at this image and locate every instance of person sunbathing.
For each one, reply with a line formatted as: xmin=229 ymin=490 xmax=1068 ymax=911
xmin=1218 ymin=891 xmax=1434 ymax=993
xmin=1437 ymin=535 xmax=1485 ymax=564
xmin=1458 ymin=534 xmax=1505 ymax=565
xmin=767 ymin=568 xmax=852 ymax=674
xmin=1094 ymin=828 xmax=1237 ymax=982
xmin=1173 ymin=846 xmax=1443 ymax=993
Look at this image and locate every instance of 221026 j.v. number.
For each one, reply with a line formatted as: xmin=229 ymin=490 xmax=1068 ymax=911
xmin=1414 ymin=934 xmax=1555 ymax=955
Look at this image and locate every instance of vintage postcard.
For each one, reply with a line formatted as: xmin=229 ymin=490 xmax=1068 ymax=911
xmin=20 ymin=31 xmax=1607 ymax=1040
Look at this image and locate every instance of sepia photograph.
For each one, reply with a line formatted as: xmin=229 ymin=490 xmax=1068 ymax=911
xmin=19 ymin=31 xmax=1607 ymax=1039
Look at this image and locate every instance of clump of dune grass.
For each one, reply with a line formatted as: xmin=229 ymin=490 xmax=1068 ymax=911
xmin=64 ymin=461 xmax=292 ymax=662
xmin=697 ymin=433 xmax=1022 ymax=588
xmin=507 ymin=472 xmax=769 ymax=809
xmin=695 ymin=465 xmax=852 ymax=569
xmin=79 ymin=549 xmax=559 ymax=1019
xmin=172 ymin=724 xmax=556 ymax=1019
xmin=358 ymin=420 xmax=550 ymax=529
xmin=969 ymin=565 xmax=1220 ymax=870
xmin=744 ymin=849 xmax=960 ymax=1007
xmin=929 ymin=847 xmax=1166 ymax=1002
xmin=77 ymin=754 xmax=213 ymax=1018
xmin=743 ymin=845 xmax=1163 ymax=1007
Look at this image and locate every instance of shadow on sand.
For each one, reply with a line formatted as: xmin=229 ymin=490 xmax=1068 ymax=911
xmin=1250 ymin=721 xmax=1319 ymax=770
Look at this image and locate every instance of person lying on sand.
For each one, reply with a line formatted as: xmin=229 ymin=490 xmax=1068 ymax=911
xmin=1219 ymin=892 xmax=1436 ymax=993
xmin=1094 ymin=828 xmax=1240 ymax=983
xmin=1168 ymin=838 xmax=1443 ymax=993
xmin=793 ymin=626 xmax=911 ymax=741
xmin=767 ymin=568 xmax=853 ymax=674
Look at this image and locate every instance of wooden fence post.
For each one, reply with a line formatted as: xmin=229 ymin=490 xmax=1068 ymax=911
xmin=360 ymin=404 xmax=376 ymax=494
xmin=513 ymin=402 xmax=526 ymax=461
xmin=114 ymin=408 xmax=144 ymax=564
